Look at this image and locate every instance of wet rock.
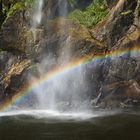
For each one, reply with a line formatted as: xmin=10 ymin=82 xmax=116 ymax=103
xmin=88 ymin=0 xmax=140 ymax=108
xmin=96 ymin=80 xmax=140 ymax=108
xmin=4 ymin=68 xmax=29 ymax=98
xmin=0 ymin=10 xmax=26 ymax=50
xmin=0 ymin=9 xmax=44 ymax=57
xmin=42 ymin=18 xmax=106 ymax=60
xmin=105 ymin=57 xmax=137 ymax=83
xmin=91 ymin=0 xmax=138 ymax=48
xmin=0 ymin=51 xmax=31 ymax=100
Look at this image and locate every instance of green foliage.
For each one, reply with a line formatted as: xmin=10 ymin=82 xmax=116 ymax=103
xmin=0 ymin=0 xmax=41 ymax=27
xmin=69 ymin=0 xmax=108 ymax=28
xmin=5 ymin=0 xmax=38 ymax=18
xmin=7 ymin=2 xmax=25 ymax=17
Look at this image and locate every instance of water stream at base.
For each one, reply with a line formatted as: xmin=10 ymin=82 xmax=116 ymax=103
xmin=0 ymin=109 xmax=140 ymax=140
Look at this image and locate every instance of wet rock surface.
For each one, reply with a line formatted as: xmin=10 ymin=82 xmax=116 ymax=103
xmin=91 ymin=0 xmax=139 ymax=48
xmin=88 ymin=0 xmax=140 ymax=108
xmin=0 ymin=51 xmax=31 ymax=101
xmin=0 ymin=0 xmax=140 ymax=108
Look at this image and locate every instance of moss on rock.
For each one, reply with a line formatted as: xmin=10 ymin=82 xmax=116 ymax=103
xmin=7 ymin=2 xmax=25 ymax=18
xmin=69 ymin=0 xmax=108 ymax=28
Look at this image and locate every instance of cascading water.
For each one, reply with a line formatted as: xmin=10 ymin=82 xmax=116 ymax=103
xmin=29 ymin=0 xmax=92 ymax=113
xmin=31 ymin=0 xmax=44 ymax=41
xmin=0 ymin=0 xmax=94 ymax=119
xmin=58 ymin=0 xmax=68 ymax=17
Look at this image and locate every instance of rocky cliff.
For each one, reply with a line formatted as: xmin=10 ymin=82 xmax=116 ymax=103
xmin=0 ymin=0 xmax=140 ymax=108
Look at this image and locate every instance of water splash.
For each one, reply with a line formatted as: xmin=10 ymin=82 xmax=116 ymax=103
xmin=0 ymin=109 xmax=121 ymax=120
xmin=34 ymin=59 xmax=88 ymax=111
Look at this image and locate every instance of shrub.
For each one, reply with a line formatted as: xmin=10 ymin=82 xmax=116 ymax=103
xmin=7 ymin=2 xmax=25 ymax=17
xmin=69 ymin=0 xmax=108 ymax=28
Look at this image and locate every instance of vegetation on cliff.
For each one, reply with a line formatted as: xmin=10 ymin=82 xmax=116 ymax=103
xmin=0 ymin=0 xmax=108 ymax=28
xmin=0 ymin=0 xmax=37 ymax=27
xmin=69 ymin=0 xmax=108 ymax=28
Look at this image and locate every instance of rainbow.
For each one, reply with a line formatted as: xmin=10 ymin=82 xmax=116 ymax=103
xmin=0 ymin=46 xmax=140 ymax=111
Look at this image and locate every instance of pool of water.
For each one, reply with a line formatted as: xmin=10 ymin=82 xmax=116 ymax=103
xmin=0 ymin=109 xmax=140 ymax=140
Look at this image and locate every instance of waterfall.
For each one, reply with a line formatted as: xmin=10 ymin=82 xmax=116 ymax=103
xmin=31 ymin=0 xmax=44 ymax=42
xmin=27 ymin=0 xmax=91 ymax=113
xmin=58 ymin=0 xmax=68 ymax=16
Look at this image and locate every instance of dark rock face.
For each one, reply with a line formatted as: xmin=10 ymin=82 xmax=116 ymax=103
xmin=0 ymin=9 xmax=44 ymax=56
xmin=89 ymin=0 xmax=140 ymax=108
xmin=91 ymin=0 xmax=139 ymax=48
xmin=105 ymin=57 xmax=137 ymax=83
xmin=0 ymin=10 xmax=26 ymax=51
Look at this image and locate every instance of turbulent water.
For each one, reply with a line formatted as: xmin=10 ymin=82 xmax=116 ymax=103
xmin=0 ymin=109 xmax=140 ymax=140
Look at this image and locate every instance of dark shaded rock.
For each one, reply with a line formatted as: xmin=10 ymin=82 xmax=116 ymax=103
xmin=4 ymin=68 xmax=28 ymax=98
xmin=96 ymin=80 xmax=140 ymax=108
xmin=105 ymin=57 xmax=137 ymax=83
xmin=87 ymin=0 xmax=140 ymax=108
xmin=0 ymin=10 xmax=26 ymax=50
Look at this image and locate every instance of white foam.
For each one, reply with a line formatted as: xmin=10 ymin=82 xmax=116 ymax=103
xmin=0 ymin=109 xmax=120 ymax=121
xmin=0 ymin=109 xmax=100 ymax=120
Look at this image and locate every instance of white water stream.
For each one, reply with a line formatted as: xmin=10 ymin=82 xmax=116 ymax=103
xmin=30 ymin=0 xmax=89 ymax=113
xmin=31 ymin=0 xmax=44 ymax=41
